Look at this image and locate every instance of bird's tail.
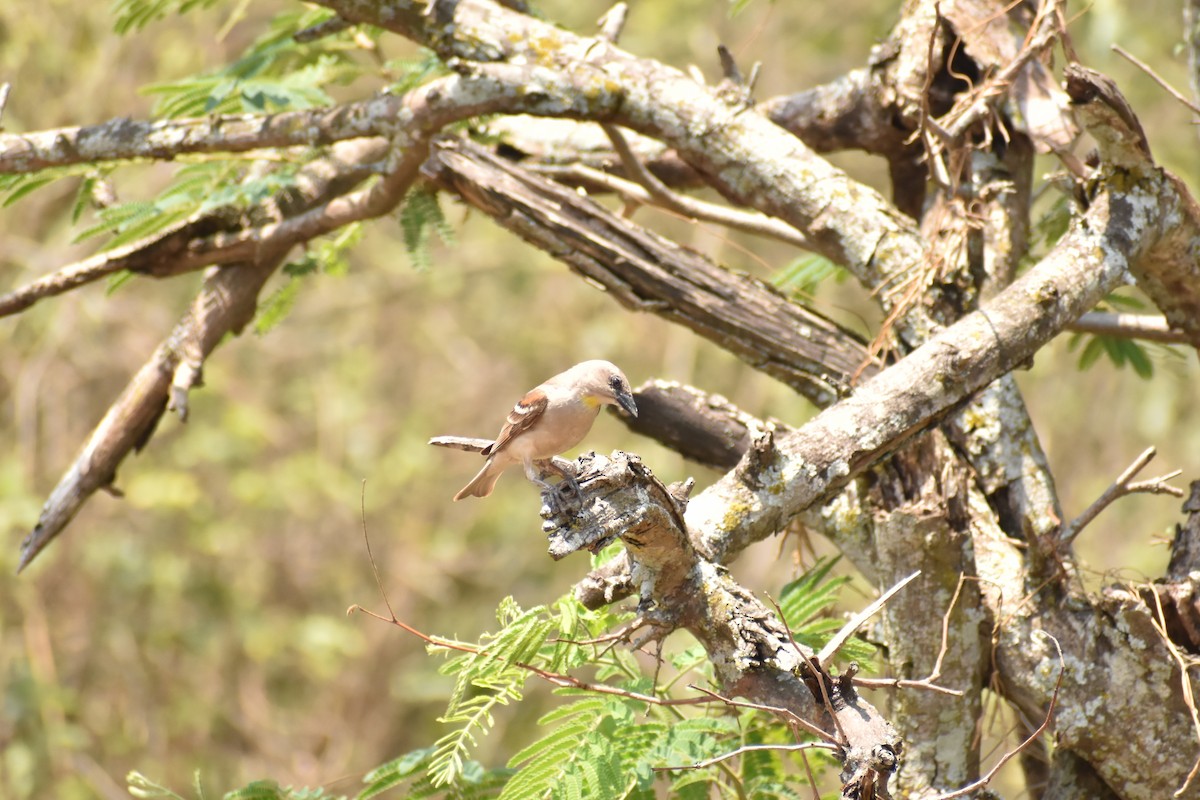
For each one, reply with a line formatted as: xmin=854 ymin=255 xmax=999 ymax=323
xmin=454 ymin=458 xmax=505 ymax=500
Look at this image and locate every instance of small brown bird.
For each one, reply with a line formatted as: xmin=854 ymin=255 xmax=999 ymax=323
xmin=453 ymin=360 xmax=638 ymax=500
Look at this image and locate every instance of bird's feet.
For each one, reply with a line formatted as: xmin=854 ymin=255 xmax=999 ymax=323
xmin=533 ymin=459 xmax=585 ymax=516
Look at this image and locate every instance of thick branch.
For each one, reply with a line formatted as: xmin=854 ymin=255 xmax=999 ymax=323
xmin=426 ymin=137 xmax=873 ymax=406
xmin=311 ymin=0 xmax=932 ymax=302
xmin=544 ymin=451 xmax=900 ymax=798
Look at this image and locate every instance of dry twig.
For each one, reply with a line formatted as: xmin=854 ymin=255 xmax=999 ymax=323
xmin=1059 ymin=447 xmax=1184 ymax=546
xmin=817 ymin=569 xmax=920 ymax=668
xmin=599 ymin=123 xmax=810 ymax=249
xmin=1068 ymin=311 xmax=1191 ymax=345
xmin=1113 ymin=44 xmax=1200 ymax=117
xmin=854 ymin=573 xmax=968 ymax=697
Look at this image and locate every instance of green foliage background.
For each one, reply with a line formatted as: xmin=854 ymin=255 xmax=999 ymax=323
xmin=1 ymin=0 xmax=1199 ymax=797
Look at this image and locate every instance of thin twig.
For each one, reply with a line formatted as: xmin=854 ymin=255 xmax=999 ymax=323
xmin=852 ymin=676 xmax=964 ymax=696
xmin=853 ymin=573 xmax=967 ymax=697
xmin=799 ymin=750 xmax=821 ymax=800
xmin=930 ymin=631 xmax=1065 ymax=800
xmin=1068 ymin=311 xmax=1190 ymax=345
xmin=817 ymin=569 xmax=921 ymax=667
xmin=350 ymin=516 xmax=714 ymax=709
xmin=596 ymin=2 xmax=628 ymax=43
xmin=808 ymin=656 xmax=849 ymax=746
xmin=539 ymin=162 xmax=810 ymax=249
xmin=1060 ymin=447 xmax=1184 ymax=545
xmin=1112 ymin=44 xmax=1200 ymax=117
xmin=599 ymin=123 xmax=810 ymax=249
xmin=657 ymin=740 xmax=837 ymax=772
xmin=688 ymin=686 xmax=837 ymax=744
xmin=0 ymin=82 xmax=10 ymax=130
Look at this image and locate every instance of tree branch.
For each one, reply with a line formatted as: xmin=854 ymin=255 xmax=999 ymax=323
xmin=542 ymin=450 xmax=901 ymax=797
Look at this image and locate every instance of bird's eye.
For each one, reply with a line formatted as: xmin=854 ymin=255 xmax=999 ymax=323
xmin=609 ymin=375 xmax=622 ymax=390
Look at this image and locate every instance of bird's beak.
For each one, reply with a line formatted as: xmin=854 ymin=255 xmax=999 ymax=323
xmin=616 ymin=390 xmax=638 ymax=418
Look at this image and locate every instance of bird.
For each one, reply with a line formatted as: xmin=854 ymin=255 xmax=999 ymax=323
xmin=452 ymin=360 xmax=638 ymax=501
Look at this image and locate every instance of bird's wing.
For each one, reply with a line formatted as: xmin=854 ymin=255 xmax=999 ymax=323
xmin=482 ymin=388 xmax=549 ymax=456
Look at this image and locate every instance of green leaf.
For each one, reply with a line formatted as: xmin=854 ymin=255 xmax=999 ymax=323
xmin=1077 ymin=335 xmax=1105 ymax=370
xmin=142 ymin=10 xmax=359 ymax=119
xmin=106 ymin=270 xmax=137 ymax=296
xmin=1034 ymin=194 xmax=1073 ymax=250
xmin=1102 ymin=292 xmax=1146 ymax=312
xmin=1124 ymin=340 xmax=1154 ymax=379
xmin=771 ymin=253 xmax=846 ymax=299
xmin=2 ymin=176 xmax=56 ymax=207
xmin=399 ymin=188 xmax=454 ymax=271
xmin=385 ymin=49 xmax=449 ymax=95
xmin=777 ymin=557 xmax=877 ymax=666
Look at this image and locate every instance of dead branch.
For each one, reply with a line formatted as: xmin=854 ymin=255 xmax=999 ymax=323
xmin=597 ymin=124 xmax=811 ymax=249
xmin=425 ymin=137 xmax=873 ymax=407
xmin=817 ymin=570 xmax=920 ymax=668
xmin=1113 ymin=44 xmax=1200 ymax=117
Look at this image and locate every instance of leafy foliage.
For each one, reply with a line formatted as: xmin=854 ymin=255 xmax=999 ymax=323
xmin=399 ymin=188 xmax=455 ymax=271
xmin=385 ymin=50 xmax=450 ymax=96
xmin=771 ymin=253 xmax=849 ymax=300
xmin=255 ymin=222 xmax=364 ymax=335
xmin=141 ymin=9 xmax=362 ymax=118
xmin=426 ymin=596 xmax=596 ymax=786
xmin=111 ymin=0 xmax=224 ymax=34
xmin=0 ymin=165 xmax=101 ymax=210
xmin=1068 ymin=292 xmax=1182 ymax=380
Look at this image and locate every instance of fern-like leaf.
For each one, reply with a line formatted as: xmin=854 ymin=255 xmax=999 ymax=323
xmin=398 ymin=188 xmax=454 ymax=271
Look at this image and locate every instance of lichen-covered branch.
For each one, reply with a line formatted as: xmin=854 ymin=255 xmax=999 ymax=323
xmin=544 ymin=451 xmax=901 ymax=798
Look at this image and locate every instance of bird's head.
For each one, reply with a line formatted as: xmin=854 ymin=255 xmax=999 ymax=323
xmin=574 ymin=360 xmax=638 ymax=418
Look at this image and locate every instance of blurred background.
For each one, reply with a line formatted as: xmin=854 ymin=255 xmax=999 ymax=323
xmin=1 ymin=0 xmax=1198 ymax=797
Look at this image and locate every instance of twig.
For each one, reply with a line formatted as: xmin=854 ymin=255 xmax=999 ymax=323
xmin=538 ymin=162 xmax=810 ymax=249
xmin=930 ymin=631 xmax=1065 ymax=800
xmin=1068 ymin=311 xmax=1190 ymax=345
xmin=657 ymin=740 xmax=837 ymax=772
xmin=1059 ymin=447 xmax=1184 ymax=546
xmin=600 ymin=123 xmax=810 ymax=249
xmin=1112 ymin=44 xmax=1200 ymax=117
xmin=596 ymin=2 xmax=628 ymax=43
xmin=350 ymin=512 xmax=714 ymax=709
xmin=688 ymin=685 xmax=837 ymax=744
xmin=799 ymin=750 xmax=821 ymax=800
xmin=817 ymin=569 xmax=920 ymax=667
xmin=853 ymin=573 xmax=967 ymax=697
xmin=852 ymin=676 xmax=963 ymax=696
xmin=939 ymin=0 xmax=1065 ymax=141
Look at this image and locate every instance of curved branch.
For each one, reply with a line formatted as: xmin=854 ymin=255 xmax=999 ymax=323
xmin=16 ymin=135 xmax=432 ymax=571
